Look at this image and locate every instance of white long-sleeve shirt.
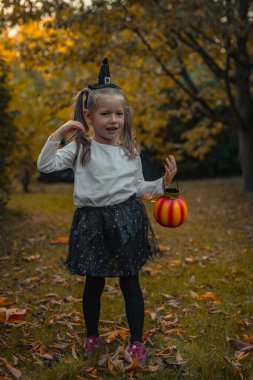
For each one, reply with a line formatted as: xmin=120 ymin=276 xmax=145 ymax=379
xmin=37 ymin=138 xmax=164 ymax=207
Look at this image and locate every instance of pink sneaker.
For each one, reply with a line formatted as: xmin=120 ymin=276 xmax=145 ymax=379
xmin=85 ymin=335 xmax=103 ymax=355
xmin=127 ymin=341 xmax=147 ymax=367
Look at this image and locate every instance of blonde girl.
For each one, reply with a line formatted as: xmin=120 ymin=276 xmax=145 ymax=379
xmin=37 ymin=58 xmax=177 ymax=366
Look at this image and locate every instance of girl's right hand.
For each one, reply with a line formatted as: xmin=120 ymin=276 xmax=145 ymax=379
xmin=50 ymin=120 xmax=86 ymax=142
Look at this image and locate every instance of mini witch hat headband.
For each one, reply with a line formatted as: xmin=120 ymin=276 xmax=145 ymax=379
xmin=88 ymin=58 xmax=121 ymax=90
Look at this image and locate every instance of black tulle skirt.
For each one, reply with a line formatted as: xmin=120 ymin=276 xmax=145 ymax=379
xmin=64 ymin=196 xmax=160 ymax=277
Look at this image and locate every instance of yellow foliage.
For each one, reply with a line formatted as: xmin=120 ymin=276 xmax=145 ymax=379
xmin=0 ymin=1 xmax=231 ymax=183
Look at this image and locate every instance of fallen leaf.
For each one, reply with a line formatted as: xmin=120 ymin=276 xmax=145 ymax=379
xmin=185 ymin=257 xmax=200 ymax=264
xmin=45 ymin=293 xmax=60 ymax=298
xmin=167 ymin=260 xmax=182 ymax=266
xmin=108 ymin=355 xmax=117 ymax=375
xmin=189 ymin=290 xmax=199 ymax=299
xmin=163 ymin=361 xmax=183 ymax=370
xmin=110 ymin=357 xmax=125 ymax=372
xmin=125 ymin=353 xmax=139 ymax=371
xmin=141 ymin=266 xmax=160 ymax=276
xmin=148 ymin=364 xmax=161 ymax=371
xmin=106 ymin=329 xmax=129 ymax=343
xmin=156 ymin=306 xmax=165 ymax=313
xmin=158 ymin=244 xmax=170 ymax=253
xmin=31 ymin=353 xmax=44 ymax=367
xmin=223 ymin=355 xmax=244 ymax=374
xmin=71 ymin=343 xmax=79 ymax=360
xmin=104 ymin=285 xmax=120 ymax=295
xmin=162 ymin=294 xmax=181 ymax=308
xmin=36 ymin=353 xmax=54 ymax=361
xmin=69 ymin=331 xmax=82 ymax=345
xmin=21 ymin=338 xmax=43 ymax=349
xmin=48 ymin=343 xmax=69 ymax=351
xmin=24 ymin=254 xmax=41 ymax=261
xmin=12 ymin=355 xmax=18 ymax=366
xmin=165 ymin=328 xmax=185 ymax=337
xmin=199 ymin=293 xmax=216 ymax=301
xmin=176 ymin=350 xmax=184 ymax=363
xmin=237 ymin=319 xmax=251 ymax=327
xmin=64 ymin=295 xmax=81 ymax=303
xmin=0 ymin=308 xmax=27 ymax=324
xmin=0 ymin=297 xmax=8 ymax=306
xmin=106 ymin=330 xmax=118 ymax=343
xmin=242 ymin=335 xmax=253 ymax=344
xmin=161 ymin=312 xmax=177 ymax=322
xmin=50 ymin=236 xmax=68 ymax=244
xmin=192 ymin=292 xmax=221 ymax=304
xmin=50 ymin=275 xmax=66 ymax=283
xmin=0 ymin=358 xmax=22 ymax=379
xmin=142 ymin=328 xmax=157 ymax=341
xmin=235 ymin=351 xmax=250 ymax=361
xmin=227 ymin=338 xmax=250 ymax=351
xmin=118 ymin=329 xmax=129 ymax=340
xmin=19 ymin=276 xmax=40 ymax=285
xmin=97 ymin=353 xmax=108 ymax=367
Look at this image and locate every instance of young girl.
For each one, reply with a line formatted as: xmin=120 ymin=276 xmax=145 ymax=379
xmin=37 ymin=58 xmax=177 ymax=367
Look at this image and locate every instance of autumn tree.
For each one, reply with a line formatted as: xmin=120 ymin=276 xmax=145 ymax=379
xmin=1 ymin=0 xmax=252 ymax=191
xmin=30 ymin=0 xmax=253 ymax=191
xmin=88 ymin=0 xmax=253 ymax=191
xmin=0 ymin=58 xmax=15 ymax=209
xmin=0 ymin=20 xmax=89 ymax=192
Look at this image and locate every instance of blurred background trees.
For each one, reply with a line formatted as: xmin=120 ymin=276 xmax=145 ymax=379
xmin=0 ymin=0 xmax=252 ymax=207
xmin=0 ymin=58 xmax=15 ymax=209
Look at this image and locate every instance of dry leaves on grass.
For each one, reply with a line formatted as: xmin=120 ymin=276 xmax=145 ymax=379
xmin=223 ymin=337 xmax=253 ymax=379
xmin=96 ymin=306 xmax=186 ymax=376
xmin=152 ymin=344 xmax=187 ymax=371
xmin=45 ymin=310 xmax=84 ymax=327
xmin=98 ymin=345 xmax=140 ymax=376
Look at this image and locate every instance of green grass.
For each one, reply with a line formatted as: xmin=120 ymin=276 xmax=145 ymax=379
xmin=1 ymin=178 xmax=253 ymax=380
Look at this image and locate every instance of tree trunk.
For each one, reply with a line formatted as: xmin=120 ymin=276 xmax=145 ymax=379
xmin=238 ymin=127 xmax=253 ymax=192
xmin=235 ymin=0 xmax=253 ymax=192
xmin=21 ymin=168 xmax=31 ymax=193
xmin=20 ymin=158 xmax=33 ymax=193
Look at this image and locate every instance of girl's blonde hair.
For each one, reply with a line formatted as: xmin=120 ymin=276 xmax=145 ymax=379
xmin=71 ymin=87 xmax=138 ymax=166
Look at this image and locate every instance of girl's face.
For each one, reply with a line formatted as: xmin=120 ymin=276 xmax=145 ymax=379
xmin=85 ymin=95 xmax=125 ymax=146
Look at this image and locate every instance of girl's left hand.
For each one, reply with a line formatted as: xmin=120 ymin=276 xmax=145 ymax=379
xmin=163 ymin=155 xmax=177 ymax=188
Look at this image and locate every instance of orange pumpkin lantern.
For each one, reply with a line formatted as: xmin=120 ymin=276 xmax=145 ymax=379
xmin=154 ymin=188 xmax=188 ymax=228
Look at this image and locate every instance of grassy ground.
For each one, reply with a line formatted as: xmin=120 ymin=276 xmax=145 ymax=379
xmin=0 ymin=177 xmax=253 ymax=380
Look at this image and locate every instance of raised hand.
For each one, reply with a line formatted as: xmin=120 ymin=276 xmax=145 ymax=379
xmin=50 ymin=120 xmax=86 ymax=142
xmin=163 ymin=155 xmax=177 ymax=188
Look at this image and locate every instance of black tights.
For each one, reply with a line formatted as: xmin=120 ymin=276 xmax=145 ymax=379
xmin=82 ymin=274 xmax=144 ymax=343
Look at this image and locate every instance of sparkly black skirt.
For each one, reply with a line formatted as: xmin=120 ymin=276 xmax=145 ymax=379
xmin=64 ymin=196 xmax=160 ymax=277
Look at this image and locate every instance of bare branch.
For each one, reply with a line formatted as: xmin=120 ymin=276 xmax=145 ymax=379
xmin=119 ymin=3 xmax=220 ymax=121
xmin=189 ymin=24 xmax=221 ymax=46
xmin=224 ymin=48 xmax=247 ymax=130
xmin=177 ymin=58 xmax=199 ymax=95
xmin=181 ymin=30 xmax=226 ymax=80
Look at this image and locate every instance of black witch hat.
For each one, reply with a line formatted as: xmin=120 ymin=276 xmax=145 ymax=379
xmin=88 ymin=58 xmax=120 ymax=90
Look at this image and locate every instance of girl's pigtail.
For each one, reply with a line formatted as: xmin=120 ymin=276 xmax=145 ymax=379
xmin=120 ymin=96 xmax=138 ymax=159
xmin=72 ymin=88 xmax=91 ymax=167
